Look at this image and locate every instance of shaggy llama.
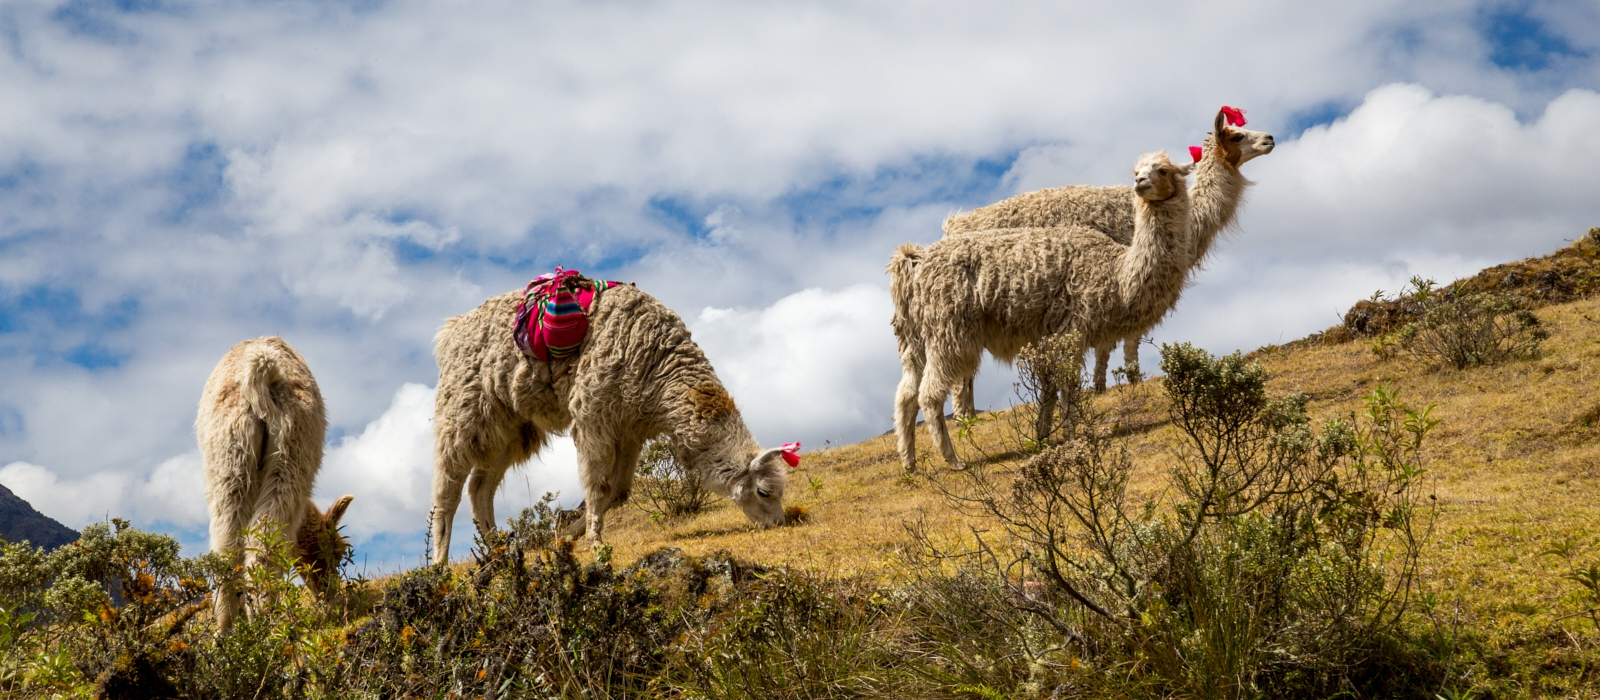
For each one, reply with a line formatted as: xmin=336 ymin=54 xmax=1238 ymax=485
xmin=890 ymin=151 xmax=1193 ymax=470
xmin=944 ymin=107 xmax=1274 ymax=403
xmin=429 ymin=282 xmax=790 ymax=564
xmin=197 ymin=336 xmax=354 ymax=630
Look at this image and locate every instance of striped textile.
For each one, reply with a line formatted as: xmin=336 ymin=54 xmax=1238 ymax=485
xmin=512 ymin=268 xmax=628 ymax=361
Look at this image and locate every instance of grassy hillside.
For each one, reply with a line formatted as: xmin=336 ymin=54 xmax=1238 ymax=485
xmin=592 ymin=233 xmax=1600 ymax=693
xmin=610 ymin=240 xmax=1600 ymax=583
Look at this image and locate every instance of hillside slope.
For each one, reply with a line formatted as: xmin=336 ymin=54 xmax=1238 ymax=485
xmin=599 ymin=235 xmax=1600 ymax=679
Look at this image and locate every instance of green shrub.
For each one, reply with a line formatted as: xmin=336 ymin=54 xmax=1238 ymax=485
xmin=665 ymin=570 xmax=905 ymax=698
xmin=914 ymin=343 xmax=1443 ymax=698
xmin=1390 ymin=277 xmax=1549 ymax=369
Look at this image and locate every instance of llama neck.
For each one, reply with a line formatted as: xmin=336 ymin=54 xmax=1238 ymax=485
xmin=1118 ymin=189 xmax=1193 ymax=312
xmin=665 ymin=381 xmax=760 ymax=497
xmin=1189 ymin=137 xmax=1250 ymax=263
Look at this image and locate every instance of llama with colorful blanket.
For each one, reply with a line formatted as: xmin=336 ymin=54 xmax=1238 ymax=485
xmin=428 ymin=270 xmax=800 ymax=563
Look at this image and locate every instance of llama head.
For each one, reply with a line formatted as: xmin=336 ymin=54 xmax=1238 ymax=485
xmin=727 ymin=447 xmax=791 ymax=529
xmin=294 ymin=494 xmax=353 ymax=597
xmin=1132 ymin=151 xmax=1192 ymax=201
xmin=1211 ymin=108 xmax=1275 ymax=166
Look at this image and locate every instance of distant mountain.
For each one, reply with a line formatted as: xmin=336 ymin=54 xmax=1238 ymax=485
xmin=0 ymin=483 xmax=78 ymax=551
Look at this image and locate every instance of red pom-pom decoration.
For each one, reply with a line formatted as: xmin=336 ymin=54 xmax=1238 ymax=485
xmin=1220 ymin=106 xmax=1247 ymax=127
xmin=780 ymin=442 xmax=801 ymax=468
xmin=1189 ymin=145 xmax=1203 ymax=163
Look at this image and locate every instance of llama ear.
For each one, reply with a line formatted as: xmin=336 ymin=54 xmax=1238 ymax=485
xmin=1212 ymin=110 xmax=1243 ymax=165
xmin=751 ymin=447 xmax=787 ymax=472
xmin=325 ymin=495 xmax=354 ymax=525
xmin=1176 ymin=162 xmax=1196 ymax=176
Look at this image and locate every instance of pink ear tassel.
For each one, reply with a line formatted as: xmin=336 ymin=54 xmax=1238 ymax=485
xmin=1189 ymin=146 xmax=1203 ymax=163
xmin=1220 ymin=106 xmax=1247 ymax=127
xmin=780 ymin=442 xmax=801 ymax=468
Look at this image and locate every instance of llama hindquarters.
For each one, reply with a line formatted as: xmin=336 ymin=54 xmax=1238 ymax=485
xmin=198 ymin=337 xmax=325 ymax=631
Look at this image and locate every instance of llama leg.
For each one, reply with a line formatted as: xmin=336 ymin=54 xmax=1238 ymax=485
xmin=1093 ymin=343 xmax=1112 ymax=394
xmin=430 ymin=452 xmax=472 ymax=566
xmin=953 ymin=376 xmax=977 ymax=420
xmin=466 ymin=430 xmax=531 ymax=537
xmin=572 ymin=426 xmax=620 ymax=543
xmin=917 ymin=361 xmax=961 ymax=469
xmin=206 ymin=471 xmax=258 ymax=632
xmin=611 ymin=438 xmax=643 ymax=508
xmin=466 ymin=462 xmax=509 ymax=537
xmin=1123 ymin=335 xmax=1143 ymax=384
xmin=893 ymin=359 xmax=924 ymax=473
xmin=250 ymin=452 xmax=311 ymax=577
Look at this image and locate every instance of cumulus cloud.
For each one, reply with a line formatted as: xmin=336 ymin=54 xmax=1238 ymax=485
xmin=690 ymin=284 xmax=900 ymax=446
xmin=315 ymin=383 xmax=583 ymax=563
xmin=0 ymin=451 xmax=206 ymax=533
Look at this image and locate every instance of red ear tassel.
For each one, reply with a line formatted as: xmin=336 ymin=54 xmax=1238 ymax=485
xmin=1189 ymin=145 xmax=1203 ymax=163
xmin=1220 ymin=106 xmax=1247 ymax=127
xmin=780 ymin=442 xmax=801 ymax=468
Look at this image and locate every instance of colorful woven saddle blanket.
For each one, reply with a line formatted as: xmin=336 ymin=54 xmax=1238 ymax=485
xmin=512 ymin=268 xmax=629 ymax=361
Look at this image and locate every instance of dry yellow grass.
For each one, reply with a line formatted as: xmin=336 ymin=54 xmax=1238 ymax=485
xmin=596 ymin=282 xmax=1600 ymax=669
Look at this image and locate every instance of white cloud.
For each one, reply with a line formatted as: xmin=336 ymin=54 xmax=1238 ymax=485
xmin=691 ymin=284 xmax=902 ymax=447
xmin=0 ymin=461 xmax=129 ymax=530
xmin=316 ymin=383 xmax=583 ymax=559
xmin=0 ymin=451 xmax=206 ymax=532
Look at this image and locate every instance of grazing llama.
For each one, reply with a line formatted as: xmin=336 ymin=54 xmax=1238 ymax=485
xmin=429 ymin=282 xmax=793 ymax=564
xmin=890 ymin=152 xmax=1193 ymax=470
xmin=196 ymin=337 xmax=354 ymax=630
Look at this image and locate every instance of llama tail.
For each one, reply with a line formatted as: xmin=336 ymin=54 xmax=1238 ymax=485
xmin=238 ymin=341 xmax=288 ymax=432
xmin=887 ymin=243 xmax=925 ymax=353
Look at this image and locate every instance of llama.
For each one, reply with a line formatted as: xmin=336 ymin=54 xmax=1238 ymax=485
xmin=295 ymin=495 xmax=354 ymax=597
xmin=943 ymin=107 xmax=1274 ymax=402
xmin=890 ymin=152 xmax=1193 ymax=470
xmin=429 ymin=282 xmax=791 ymax=564
xmin=196 ymin=337 xmax=354 ymax=630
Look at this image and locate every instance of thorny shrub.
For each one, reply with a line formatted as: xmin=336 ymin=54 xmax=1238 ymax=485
xmin=911 ymin=341 xmax=1443 ymax=698
xmin=1391 ymin=277 xmax=1549 ymax=369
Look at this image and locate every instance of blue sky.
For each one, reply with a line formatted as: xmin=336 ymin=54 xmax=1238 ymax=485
xmin=1 ymin=0 xmax=1599 ymax=567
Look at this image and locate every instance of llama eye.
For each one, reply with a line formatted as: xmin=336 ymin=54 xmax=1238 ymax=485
xmin=1231 ymin=134 xmax=1244 ymax=141
xmin=757 ymin=489 xmax=771 ymax=499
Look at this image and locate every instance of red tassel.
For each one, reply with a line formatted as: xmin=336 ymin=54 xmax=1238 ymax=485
xmin=780 ymin=442 xmax=801 ymax=468
xmin=1189 ymin=146 xmax=1203 ymax=163
xmin=1221 ymin=106 xmax=1247 ymax=127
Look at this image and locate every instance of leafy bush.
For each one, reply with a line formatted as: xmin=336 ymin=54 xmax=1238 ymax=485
xmin=665 ymin=570 xmax=906 ymax=698
xmin=914 ymin=342 xmax=1442 ymax=697
xmin=1393 ymin=278 xmax=1548 ymax=369
xmin=635 ymin=435 xmax=714 ymax=520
